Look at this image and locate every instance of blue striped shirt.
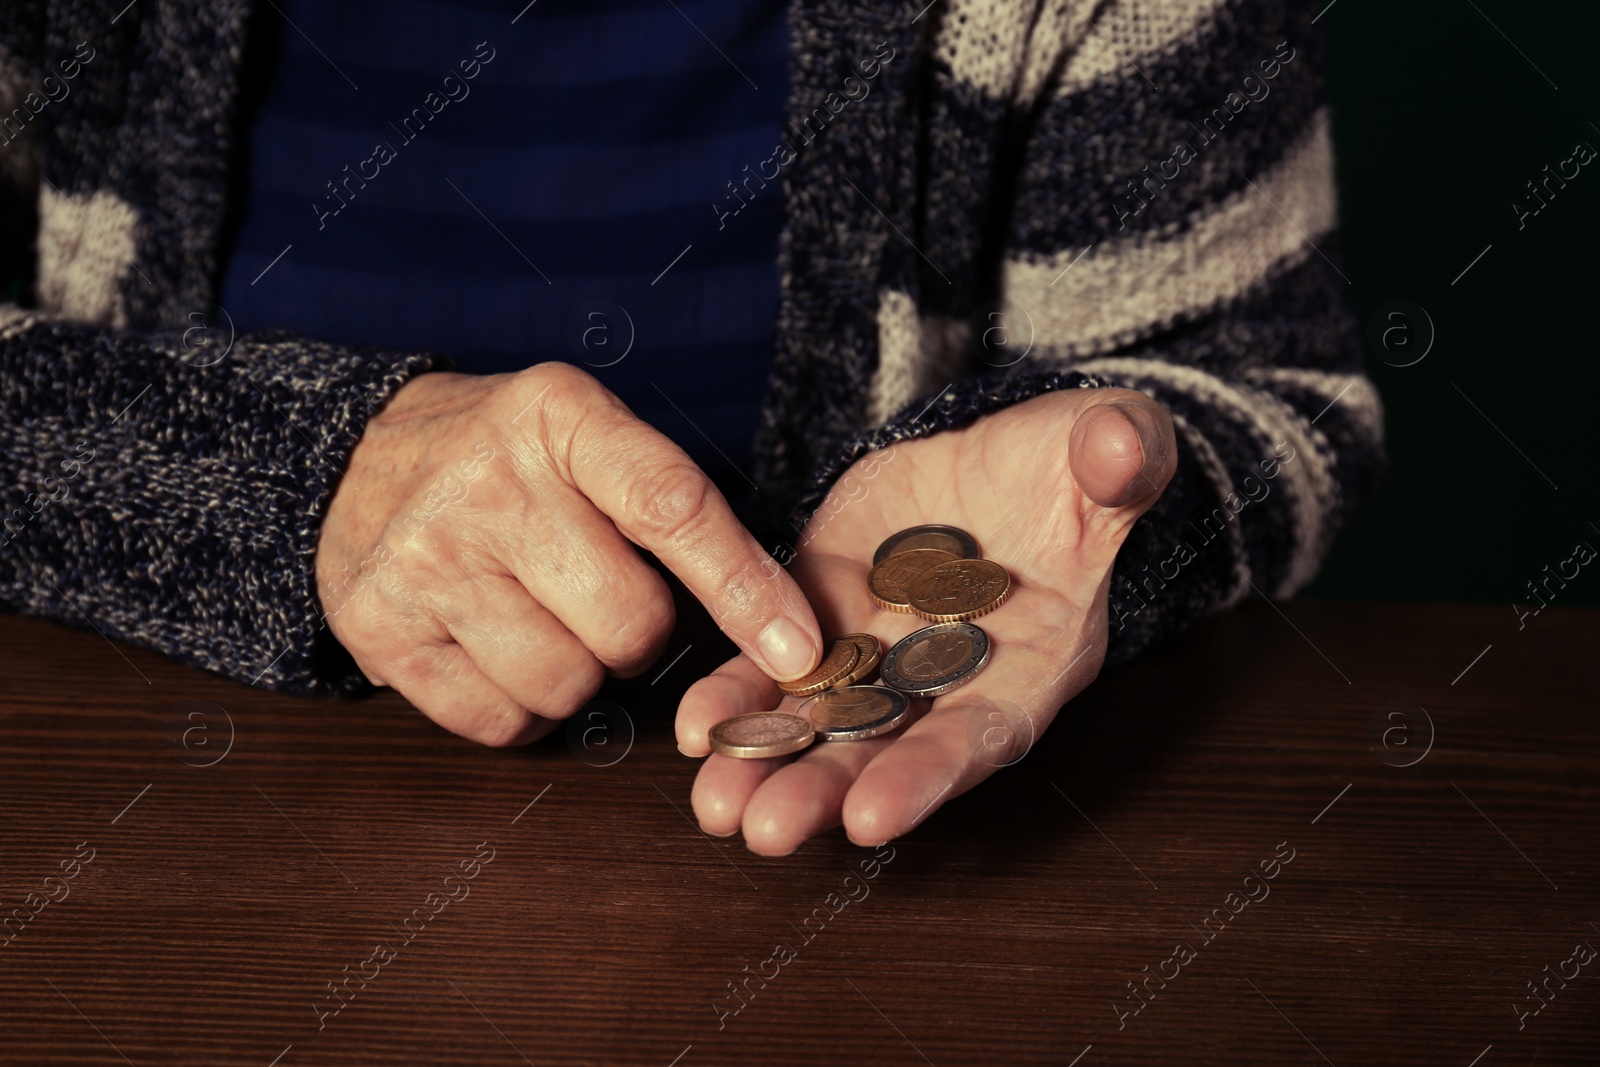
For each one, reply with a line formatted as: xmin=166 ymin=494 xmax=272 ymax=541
xmin=220 ymin=0 xmax=790 ymax=494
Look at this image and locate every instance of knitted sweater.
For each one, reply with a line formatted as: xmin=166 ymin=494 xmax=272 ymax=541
xmin=0 ymin=0 xmax=1382 ymax=695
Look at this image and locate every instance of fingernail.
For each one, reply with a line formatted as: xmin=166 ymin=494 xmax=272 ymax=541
xmin=676 ymin=743 xmax=696 ymax=757
xmin=1109 ymin=403 xmax=1149 ymax=457
xmin=1105 ymin=404 xmax=1152 ymax=507
xmin=702 ymin=825 xmax=738 ymax=838
xmin=757 ymin=617 xmax=816 ymax=681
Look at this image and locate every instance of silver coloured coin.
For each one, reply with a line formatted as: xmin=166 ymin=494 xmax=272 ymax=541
xmin=872 ymin=524 xmax=982 ymax=565
xmin=803 ymin=685 xmax=912 ymax=742
xmin=879 ymin=621 xmax=991 ymax=698
xmin=708 ymin=712 xmax=816 ymax=759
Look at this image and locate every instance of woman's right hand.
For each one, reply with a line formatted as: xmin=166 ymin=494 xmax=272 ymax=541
xmin=315 ymin=362 xmax=822 ymax=745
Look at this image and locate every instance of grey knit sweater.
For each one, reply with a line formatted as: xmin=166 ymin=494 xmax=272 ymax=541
xmin=0 ymin=0 xmax=1382 ymax=695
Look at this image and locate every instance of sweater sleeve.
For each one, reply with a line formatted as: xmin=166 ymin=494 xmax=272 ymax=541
xmin=0 ymin=308 xmax=449 ymax=693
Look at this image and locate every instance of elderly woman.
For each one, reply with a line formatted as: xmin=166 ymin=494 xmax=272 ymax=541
xmin=0 ymin=0 xmax=1380 ymax=852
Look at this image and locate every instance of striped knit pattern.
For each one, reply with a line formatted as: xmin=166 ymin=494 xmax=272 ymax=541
xmin=762 ymin=0 xmax=1382 ymax=662
xmin=0 ymin=0 xmax=1382 ymax=693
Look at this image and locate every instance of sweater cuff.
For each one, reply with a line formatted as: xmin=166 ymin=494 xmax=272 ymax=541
xmin=0 ymin=313 xmax=453 ymax=697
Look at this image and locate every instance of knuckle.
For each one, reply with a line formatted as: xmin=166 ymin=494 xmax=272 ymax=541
xmin=390 ymin=640 xmax=449 ymax=692
xmin=472 ymin=702 xmax=539 ymax=748
xmin=523 ymin=360 xmax=596 ymax=405
xmin=621 ymin=461 xmax=715 ymax=543
xmin=518 ymin=362 xmax=620 ymax=471
xmin=602 ymin=593 xmax=676 ymax=672
xmin=371 ymin=545 xmax=445 ymax=614
xmin=458 ymin=453 xmax=514 ymax=504
xmin=526 ymin=657 xmax=605 ymax=722
xmin=409 ymin=654 xmax=539 ymax=748
xmin=519 ymin=363 xmax=595 ymax=434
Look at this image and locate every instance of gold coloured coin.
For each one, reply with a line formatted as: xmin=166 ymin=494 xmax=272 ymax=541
xmin=907 ymin=558 xmax=1011 ymax=622
xmin=708 ymin=712 xmax=816 ymax=759
xmin=879 ymin=622 xmax=991 ymax=697
xmin=804 ymin=685 xmax=911 ymax=741
xmin=867 ymin=548 xmax=958 ymax=613
xmin=873 ymin=525 xmax=981 ymax=565
xmin=838 ymin=633 xmax=883 ymax=685
xmin=776 ymin=636 xmax=859 ymax=696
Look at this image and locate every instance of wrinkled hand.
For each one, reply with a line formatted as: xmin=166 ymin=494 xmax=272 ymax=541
xmin=675 ymin=388 xmax=1176 ymax=854
xmin=316 ymin=364 xmax=821 ymax=745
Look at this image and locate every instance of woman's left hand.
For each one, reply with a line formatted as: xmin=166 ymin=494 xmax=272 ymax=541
xmin=675 ymin=387 xmax=1178 ymax=854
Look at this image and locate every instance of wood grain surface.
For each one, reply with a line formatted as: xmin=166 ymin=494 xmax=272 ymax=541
xmin=0 ymin=599 xmax=1595 ymax=1066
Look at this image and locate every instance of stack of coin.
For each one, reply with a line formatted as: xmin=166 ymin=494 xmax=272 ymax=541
xmin=870 ymin=525 xmax=1004 ymax=698
xmin=775 ymin=633 xmax=883 ymax=698
xmin=707 ymin=525 xmax=1009 ymax=760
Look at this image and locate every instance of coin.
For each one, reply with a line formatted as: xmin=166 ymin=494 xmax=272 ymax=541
xmin=907 ymin=558 xmax=1011 ymax=622
xmin=867 ymin=548 xmax=957 ymax=613
xmin=880 ymin=621 xmax=991 ymax=697
xmin=708 ymin=712 xmax=816 ymax=759
xmin=776 ymin=636 xmax=859 ymax=696
xmin=804 ymin=685 xmax=911 ymax=741
xmin=872 ymin=525 xmax=981 ymax=565
xmin=839 ymin=633 xmax=883 ymax=685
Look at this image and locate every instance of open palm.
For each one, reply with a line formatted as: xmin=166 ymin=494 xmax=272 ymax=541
xmin=675 ymin=387 xmax=1177 ymax=854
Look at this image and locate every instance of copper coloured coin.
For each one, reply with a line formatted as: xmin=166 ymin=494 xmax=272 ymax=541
xmin=838 ymin=633 xmax=883 ymax=685
xmin=867 ymin=548 xmax=957 ymax=613
xmin=907 ymin=558 xmax=1011 ymax=623
xmin=776 ymin=636 xmax=860 ymax=697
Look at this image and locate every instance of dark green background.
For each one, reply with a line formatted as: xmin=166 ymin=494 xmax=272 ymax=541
xmin=1304 ymin=1 xmax=1599 ymax=607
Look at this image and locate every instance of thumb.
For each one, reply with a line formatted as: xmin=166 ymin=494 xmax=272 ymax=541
xmin=1068 ymin=391 xmax=1177 ymax=511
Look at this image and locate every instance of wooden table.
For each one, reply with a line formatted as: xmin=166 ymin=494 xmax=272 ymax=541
xmin=0 ymin=599 xmax=1594 ymax=1066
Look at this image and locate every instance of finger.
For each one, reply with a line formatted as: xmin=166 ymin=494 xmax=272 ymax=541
xmin=841 ymin=628 xmax=1098 ymax=846
xmin=490 ymin=475 xmax=677 ymax=677
xmin=676 ymin=653 xmax=783 ymax=756
xmin=676 ymin=558 xmax=935 ymax=847
xmin=688 ymin=691 xmax=926 ymax=847
xmin=545 ymin=369 xmax=822 ymax=682
xmin=691 ymin=753 xmax=787 ymax=837
xmin=673 ymin=564 xmax=927 ymax=755
xmin=441 ymin=573 xmax=605 ymax=723
xmin=383 ymin=637 xmax=554 ymax=748
xmin=739 ymin=733 xmax=902 ymax=856
xmin=1070 ymin=390 xmax=1177 ymax=510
